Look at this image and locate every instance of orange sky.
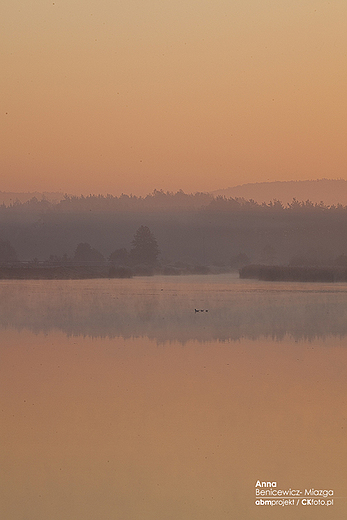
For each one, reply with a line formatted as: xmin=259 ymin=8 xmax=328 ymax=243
xmin=1 ymin=0 xmax=346 ymax=196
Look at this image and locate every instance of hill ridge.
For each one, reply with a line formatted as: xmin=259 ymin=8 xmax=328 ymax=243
xmin=211 ymin=179 xmax=347 ymax=205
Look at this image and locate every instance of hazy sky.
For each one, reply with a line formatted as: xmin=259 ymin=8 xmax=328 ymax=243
xmin=1 ymin=0 xmax=346 ymax=195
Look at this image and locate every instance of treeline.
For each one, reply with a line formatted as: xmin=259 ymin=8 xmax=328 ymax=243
xmin=0 ymin=225 xmax=161 ymax=279
xmin=1 ymin=190 xmax=347 ymax=266
xmin=0 ymin=225 xmax=160 ymax=265
xmin=1 ymin=189 xmax=347 ymax=214
xmin=0 ymin=190 xmax=213 ymax=214
xmin=206 ymin=197 xmax=347 ymax=213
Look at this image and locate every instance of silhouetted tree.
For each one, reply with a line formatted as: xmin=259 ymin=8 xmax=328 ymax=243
xmin=73 ymin=243 xmax=104 ymax=262
xmin=0 ymin=239 xmax=17 ymax=263
xmin=130 ymin=226 xmax=160 ymax=265
xmin=109 ymin=248 xmax=129 ymax=265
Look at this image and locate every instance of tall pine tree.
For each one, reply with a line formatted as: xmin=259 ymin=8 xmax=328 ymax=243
xmin=130 ymin=226 xmax=160 ymax=265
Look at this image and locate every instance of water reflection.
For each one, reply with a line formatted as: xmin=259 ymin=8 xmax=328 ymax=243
xmin=1 ymin=330 xmax=346 ymax=519
xmin=1 ymin=275 xmax=346 ymax=519
xmin=1 ymin=274 xmax=347 ymax=342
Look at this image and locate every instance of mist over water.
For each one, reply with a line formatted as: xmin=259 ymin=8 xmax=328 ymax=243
xmin=1 ymin=275 xmax=346 ymax=519
xmin=1 ymin=274 xmax=347 ymax=342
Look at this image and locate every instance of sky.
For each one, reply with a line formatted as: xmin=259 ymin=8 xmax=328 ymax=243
xmin=1 ymin=0 xmax=346 ymax=196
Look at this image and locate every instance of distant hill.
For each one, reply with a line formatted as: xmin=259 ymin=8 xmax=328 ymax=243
xmin=2 ymin=179 xmax=347 ymax=207
xmin=212 ymin=179 xmax=347 ymax=206
xmin=0 ymin=191 xmax=65 ymax=206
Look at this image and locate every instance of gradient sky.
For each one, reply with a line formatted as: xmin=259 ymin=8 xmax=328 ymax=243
xmin=1 ymin=0 xmax=346 ymax=195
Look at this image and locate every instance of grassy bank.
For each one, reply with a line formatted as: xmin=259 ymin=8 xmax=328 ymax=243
xmin=0 ymin=265 xmax=133 ymax=280
xmin=239 ymin=265 xmax=347 ymax=282
xmin=0 ymin=262 xmax=233 ymax=280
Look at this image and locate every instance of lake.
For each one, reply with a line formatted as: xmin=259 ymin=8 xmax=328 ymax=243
xmin=1 ymin=274 xmax=346 ymax=519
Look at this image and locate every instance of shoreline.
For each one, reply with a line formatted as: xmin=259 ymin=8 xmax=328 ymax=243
xmin=0 ymin=264 xmax=232 ymax=280
xmin=239 ymin=265 xmax=347 ymax=282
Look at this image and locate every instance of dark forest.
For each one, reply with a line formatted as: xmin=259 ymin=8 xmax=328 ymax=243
xmin=1 ymin=190 xmax=347 ymax=268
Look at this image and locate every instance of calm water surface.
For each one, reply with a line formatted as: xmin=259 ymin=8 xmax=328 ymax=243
xmin=1 ymin=274 xmax=346 ymax=519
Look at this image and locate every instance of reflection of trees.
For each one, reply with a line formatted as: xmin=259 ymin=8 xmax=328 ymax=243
xmin=1 ymin=277 xmax=347 ymax=343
